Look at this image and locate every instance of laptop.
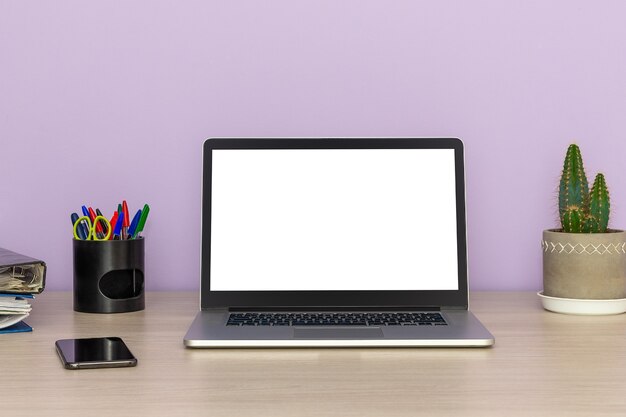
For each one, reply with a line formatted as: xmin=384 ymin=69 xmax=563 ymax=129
xmin=184 ymin=138 xmax=494 ymax=347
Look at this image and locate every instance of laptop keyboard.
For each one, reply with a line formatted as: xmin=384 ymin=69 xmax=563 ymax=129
xmin=226 ymin=312 xmax=447 ymax=327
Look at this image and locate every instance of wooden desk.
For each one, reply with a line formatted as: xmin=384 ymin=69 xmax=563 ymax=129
xmin=2 ymin=292 xmax=625 ymax=417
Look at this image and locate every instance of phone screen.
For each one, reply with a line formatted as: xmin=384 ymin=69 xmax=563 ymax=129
xmin=55 ymin=337 xmax=137 ymax=369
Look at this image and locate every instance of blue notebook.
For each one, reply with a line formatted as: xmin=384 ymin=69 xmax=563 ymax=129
xmin=0 ymin=321 xmax=32 ymax=334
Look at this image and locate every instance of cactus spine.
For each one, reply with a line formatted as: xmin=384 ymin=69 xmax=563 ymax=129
xmin=558 ymin=144 xmax=611 ymax=233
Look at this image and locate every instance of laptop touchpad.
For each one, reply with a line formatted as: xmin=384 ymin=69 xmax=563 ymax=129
xmin=293 ymin=328 xmax=384 ymax=339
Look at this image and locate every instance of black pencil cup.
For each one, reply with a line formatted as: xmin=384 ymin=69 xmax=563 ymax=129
xmin=73 ymin=238 xmax=145 ymax=313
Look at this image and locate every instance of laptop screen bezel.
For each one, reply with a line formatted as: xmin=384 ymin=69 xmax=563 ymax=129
xmin=201 ymin=138 xmax=469 ymax=309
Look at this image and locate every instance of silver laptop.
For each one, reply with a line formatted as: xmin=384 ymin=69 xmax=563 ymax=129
xmin=184 ymin=138 xmax=494 ymax=348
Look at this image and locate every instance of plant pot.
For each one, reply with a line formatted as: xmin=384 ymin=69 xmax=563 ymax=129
xmin=542 ymin=229 xmax=626 ymax=299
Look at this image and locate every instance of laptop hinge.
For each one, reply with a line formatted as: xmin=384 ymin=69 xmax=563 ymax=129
xmin=229 ymin=306 xmax=442 ymax=312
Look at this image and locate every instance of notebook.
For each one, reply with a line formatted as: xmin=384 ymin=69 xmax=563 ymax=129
xmin=184 ymin=138 xmax=494 ymax=347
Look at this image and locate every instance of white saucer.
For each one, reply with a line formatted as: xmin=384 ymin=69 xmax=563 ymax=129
xmin=538 ymin=291 xmax=626 ymax=315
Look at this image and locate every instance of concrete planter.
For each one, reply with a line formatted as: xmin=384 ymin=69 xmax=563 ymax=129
xmin=542 ymin=229 xmax=626 ymax=299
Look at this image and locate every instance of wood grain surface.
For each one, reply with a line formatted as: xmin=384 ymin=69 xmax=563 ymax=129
xmin=2 ymin=292 xmax=625 ymax=417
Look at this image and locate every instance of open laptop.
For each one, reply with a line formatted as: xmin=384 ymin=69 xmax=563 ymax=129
xmin=184 ymin=138 xmax=494 ymax=347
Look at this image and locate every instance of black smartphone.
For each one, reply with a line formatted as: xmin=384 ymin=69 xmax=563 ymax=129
xmin=55 ymin=337 xmax=138 ymax=370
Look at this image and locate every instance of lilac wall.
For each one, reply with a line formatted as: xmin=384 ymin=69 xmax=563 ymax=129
xmin=2 ymin=2 xmax=626 ymax=291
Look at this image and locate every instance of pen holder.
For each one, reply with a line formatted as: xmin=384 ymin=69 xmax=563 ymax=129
xmin=73 ymin=238 xmax=145 ymax=313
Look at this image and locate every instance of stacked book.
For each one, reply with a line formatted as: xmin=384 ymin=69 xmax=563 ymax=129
xmin=0 ymin=293 xmax=34 ymax=333
xmin=0 ymin=248 xmax=46 ymax=334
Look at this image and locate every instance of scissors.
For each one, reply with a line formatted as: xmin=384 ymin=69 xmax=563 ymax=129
xmin=73 ymin=215 xmax=112 ymax=240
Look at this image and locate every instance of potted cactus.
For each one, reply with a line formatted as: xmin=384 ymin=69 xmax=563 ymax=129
xmin=541 ymin=144 xmax=626 ymax=312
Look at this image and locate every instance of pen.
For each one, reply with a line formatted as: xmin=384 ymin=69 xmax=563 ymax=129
xmin=96 ymin=208 xmax=109 ymax=236
xmin=80 ymin=206 xmax=93 ymax=238
xmin=127 ymin=209 xmax=142 ymax=239
xmin=88 ymin=207 xmax=104 ymax=239
xmin=72 ymin=202 xmax=148 ymax=240
xmin=135 ymin=204 xmax=150 ymax=238
xmin=113 ymin=209 xmax=124 ymax=240
xmin=71 ymin=213 xmax=88 ymax=240
xmin=122 ymin=201 xmax=130 ymax=240
xmin=109 ymin=211 xmax=119 ymax=240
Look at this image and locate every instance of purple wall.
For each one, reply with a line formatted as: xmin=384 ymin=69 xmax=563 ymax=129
xmin=2 ymin=2 xmax=626 ymax=291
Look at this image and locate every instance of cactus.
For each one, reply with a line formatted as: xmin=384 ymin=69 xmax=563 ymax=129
xmin=558 ymin=144 xmax=611 ymax=233
xmin=585 ymin=173 xmax=610 ymax=233
xmin=559 ymin=144 xmax=589 ymax=221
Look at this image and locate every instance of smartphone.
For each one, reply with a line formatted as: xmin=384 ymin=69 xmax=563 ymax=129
xmin=55 ymin=337 xmax=138 ymax=370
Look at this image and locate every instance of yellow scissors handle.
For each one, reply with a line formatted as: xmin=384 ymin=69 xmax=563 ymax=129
xmin=93 ymin=215 xmax=112 ymax=240
xmin=73 ymin=216 xmax=112 ymax=240
xmin=73 ymin=216 xmax=92 ymax=240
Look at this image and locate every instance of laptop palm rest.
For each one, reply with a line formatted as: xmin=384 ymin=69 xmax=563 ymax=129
xmin=293 ymin=328 xmax=384 ymax=339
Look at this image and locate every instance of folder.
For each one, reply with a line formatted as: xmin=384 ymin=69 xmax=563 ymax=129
xmin=0 ymin=247 xmax=46 ymax=294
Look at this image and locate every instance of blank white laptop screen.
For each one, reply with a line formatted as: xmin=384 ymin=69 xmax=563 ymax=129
xmin=210 ymin=149 xmax=459 ymax=291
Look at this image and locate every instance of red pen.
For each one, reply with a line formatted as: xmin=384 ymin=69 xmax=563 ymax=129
xmin=95 ymin=208 xmax=109 ymax=236
xmin=109 ymin=211 xmax=119 ymax=240
xmin=88 ymin=207 xmax=104 ymax=238
xmin=122 ymin=200 xmax=130 ymax=239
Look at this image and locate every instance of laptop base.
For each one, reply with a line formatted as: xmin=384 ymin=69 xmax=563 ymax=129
xmin=184 ymin=310 xmax=494 ymax=348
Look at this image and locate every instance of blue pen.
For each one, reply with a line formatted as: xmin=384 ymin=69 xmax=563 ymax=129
xmin=113 ymin=210 xmax=124 ymax=240
xmin=71 ymin=212 xmax=88 ymax=240
xmin=127 ymin=209 xmax=142 ymax=239
xmin=78 ymin=208 xmax=92 ymax=238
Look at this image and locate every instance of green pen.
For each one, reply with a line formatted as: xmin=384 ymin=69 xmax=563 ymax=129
xmin=134 ymin=204 xmax=150 ymax=238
